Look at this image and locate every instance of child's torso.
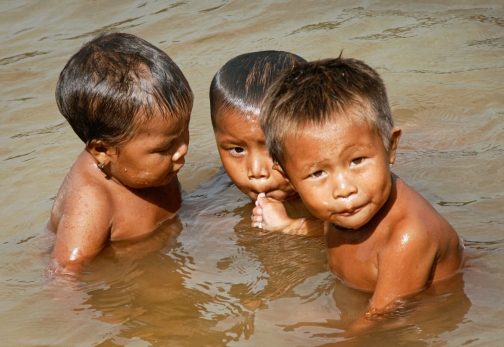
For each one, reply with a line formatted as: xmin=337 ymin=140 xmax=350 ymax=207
xmin=325 ymin=177 xmax=463 ymax=292
xmin=106 ymin=178 xmax=182 ymax=240
xmin=48 ymin=151 xmax=182 ymax=241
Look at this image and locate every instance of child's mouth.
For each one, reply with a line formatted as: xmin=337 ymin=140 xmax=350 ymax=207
xmin=165 ymin=169 xmax=180 ymax=180
xmin=338 ymin=207 xmax=360 ymax=216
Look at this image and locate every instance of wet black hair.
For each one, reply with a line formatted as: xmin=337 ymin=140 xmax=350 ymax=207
xmin=209 ymin=51 xmax=306 ymax=129
xmin=260 ymin=55 xmax=394 ymax=167
xmin=56 ymin=32 xmax=193 ymax=148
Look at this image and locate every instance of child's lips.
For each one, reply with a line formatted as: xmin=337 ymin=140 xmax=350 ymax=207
xmin=338 ymin=206 xmax=361 ymax=216
xmin=249 ymin=189 xmax=286 ymax=202
xmin=250 ymin=186 xmax=276 ymax=198
xmin=165 ymin=168 xmax=180 ymax=179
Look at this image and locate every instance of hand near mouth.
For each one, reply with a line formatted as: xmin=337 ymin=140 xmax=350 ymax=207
xmin=250 ymin=193 xmax=326 ymax=236
xmin=251 ymin=193 xmax=295 ymax=232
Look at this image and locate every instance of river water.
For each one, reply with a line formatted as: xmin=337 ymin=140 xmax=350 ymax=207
xmin=1 ymin=1 xmax=503 ymax=346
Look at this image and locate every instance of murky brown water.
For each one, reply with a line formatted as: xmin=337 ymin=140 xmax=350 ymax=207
xmin=1 ymin=0 xmax=503 ymax=346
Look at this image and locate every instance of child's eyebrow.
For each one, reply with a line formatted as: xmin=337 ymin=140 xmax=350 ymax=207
xmin=216 ymin=133 xmax=243 ymax=143
xmin=302 ymin=161 xmax=323 ymax=172
xmin=161 ymin=135 xmax=178 ymax=144
xmin=218 ymin=138 xmax=245 ymax=146
xmin=157 ymin=127 xmax=185 ymax=146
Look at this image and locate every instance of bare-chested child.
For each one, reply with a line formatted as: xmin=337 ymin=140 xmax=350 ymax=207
xmin=252 ymin=56 xmax=464 ymax=316
xmin=47 ymin=32 xmax=193 ymax=276
xmin=210 ymin=51 xmax=324 ymax=236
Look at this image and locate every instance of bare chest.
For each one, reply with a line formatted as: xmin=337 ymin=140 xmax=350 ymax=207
xmin=109 ymin=183 xmax=182 ymax=241
xmin=325 ymin=228 xmax=380 ymax=291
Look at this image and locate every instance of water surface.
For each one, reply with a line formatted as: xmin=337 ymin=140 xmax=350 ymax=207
xmin=1 ymin=1 xmax=503 ymax=346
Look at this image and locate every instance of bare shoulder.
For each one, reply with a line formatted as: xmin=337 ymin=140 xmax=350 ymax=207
xmin=50 ymin=151 xmax=113 ymax=233
xmin=49 ymin=153 xmax=115 ymax=274
xmin=388 ymin=177 xmax=463 ymax=278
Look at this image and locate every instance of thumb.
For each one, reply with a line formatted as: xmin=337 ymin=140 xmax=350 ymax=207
xmin=256 ymin=192 xmax=267 ymax=207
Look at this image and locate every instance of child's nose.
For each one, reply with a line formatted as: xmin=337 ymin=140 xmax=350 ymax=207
xmin=247 ymin=156 xmax=270 ymax=179
xmin=172 ymin=139 xmax=188 ymax=162
xmin=332 ymin=173 xmax=357 ymax=199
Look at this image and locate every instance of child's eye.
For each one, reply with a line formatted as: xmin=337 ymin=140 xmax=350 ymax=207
xmin=155 ymin=143 xmax=173 ymax=153
xmin=229 ymin=147 xmax=245 ymax=156
xmin=310 ymin=170 xmax=325 ymax=178
xmin=351 ymin=157 xmax=364 ymax=166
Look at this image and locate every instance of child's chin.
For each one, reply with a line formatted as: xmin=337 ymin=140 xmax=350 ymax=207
xmin=264 ymin=190 xmax=296 ymax=201
xmin=330 ymin=216 xmax=371 ymax=231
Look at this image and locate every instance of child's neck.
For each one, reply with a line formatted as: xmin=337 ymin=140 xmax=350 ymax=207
xmin=332 ymin=223 xmax=352 ymax=231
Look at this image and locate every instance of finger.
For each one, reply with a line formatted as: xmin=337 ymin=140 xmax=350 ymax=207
xmin=251 ymin=219 xmax=263 ymax=228
xmin=252 ymin=206 xmax=263 ymax=216
xmin=251 ymin=215 xmax=263 ymax=223
xmin=256 ymin=192 xmax=267 ymax=207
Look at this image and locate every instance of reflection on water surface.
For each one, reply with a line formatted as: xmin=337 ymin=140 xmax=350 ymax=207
xmin=0 ymin=1 xmax=503 ymax=346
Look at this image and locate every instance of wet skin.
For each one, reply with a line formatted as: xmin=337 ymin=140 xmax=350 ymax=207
xmin=214 ymin=110 xmax=297 ymax=202
xmin=277 ymin=116 xmax=463 ymax=312
xmin=102 ymin=114 xmax=189 ymax=189
xmin=48 ymin=113 xmax=190 ymax=275
xmin=281 ymin=118 xmax=397 ymax=230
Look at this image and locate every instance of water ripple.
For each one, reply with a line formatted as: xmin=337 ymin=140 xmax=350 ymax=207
xmin=0 ymin=51 xmax=51 ymax=66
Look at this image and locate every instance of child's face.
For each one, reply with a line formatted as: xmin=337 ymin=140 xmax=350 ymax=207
xmin=106 ymin=114 xmax=189 ymax=189
xmin=281 ymin=116 xmax=400 ymax=229
xmin=215 ymin=110 xmax=297 ymax=201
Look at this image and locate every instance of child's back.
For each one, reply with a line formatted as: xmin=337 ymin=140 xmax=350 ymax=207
xmin=48 ymin=32 xmax=193 ymax=276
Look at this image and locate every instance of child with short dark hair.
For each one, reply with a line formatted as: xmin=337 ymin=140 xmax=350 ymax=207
xmin=210 ymin=51 xmax=303 ymax=202
xmin=48 ymin=32 xmax=193 ymax=276
xmin=254 ymin=56 xmax=464 ymax=316
xmin=210 ymin=51 xmax=324 ymax=236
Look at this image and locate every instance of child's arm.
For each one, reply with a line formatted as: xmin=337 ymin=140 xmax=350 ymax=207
xmin=251 ymin=193 xmax=324 ymax=236
xmin=49 ymin=187 xmax=112 ymax=276
xmin=337 ymin=228 xmax=437 ymax=337
xmin=368 ymin=226 xmax=436 ymax=314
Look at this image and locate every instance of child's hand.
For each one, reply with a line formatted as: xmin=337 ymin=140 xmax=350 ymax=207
xmin=251 ymin=193 xmax=298 ymax=232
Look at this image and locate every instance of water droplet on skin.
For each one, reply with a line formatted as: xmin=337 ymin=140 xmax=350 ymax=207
xmin=69 ymin=248 xmax=79 ymax=261
xmin=401 ymin=234 xmax=410 ymax=245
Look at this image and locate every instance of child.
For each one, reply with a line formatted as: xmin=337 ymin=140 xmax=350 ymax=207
xmin=210 ymin=51 xmax=323 ymax=236
xmin=47 ymin=32 xmax=193 ymax=276
xmin=253 ymin=56 xmax=464 ymax=315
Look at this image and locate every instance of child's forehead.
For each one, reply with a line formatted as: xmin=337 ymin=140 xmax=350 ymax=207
xmin=217 ymin=109 xmax=259 ymax=127
xmin=131 ymin=111 xmax=187 ymax=136
xmin=285 ymin=115 xmax=379 ymax=147
xmin=294 ymin=113 xmax=371 ymax=132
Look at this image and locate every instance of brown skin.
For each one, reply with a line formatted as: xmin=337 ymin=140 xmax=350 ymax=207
xmin=215 ymin=109 xmax=323 ymax=236
xmin=214 ymin=110 xmax=298 ymax=202
xmin=47 ymin=114 xmax=189 ymax=276
xmin=252 ymin=116 xmax=463 ymax=314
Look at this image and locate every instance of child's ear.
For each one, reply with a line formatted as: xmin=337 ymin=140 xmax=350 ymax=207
xmin=86 ymin=139 xmax=114 ymax=166
xmin=388 ymin=127 xmax=402 ymax=164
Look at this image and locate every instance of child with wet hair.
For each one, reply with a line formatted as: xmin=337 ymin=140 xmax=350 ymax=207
xmin=253 ymin=55 xmax=464 ymax=317
xmin=48 ymin=32 xmax=193 ymax=276
xmin=210 ymin=51 xmax=324 ymax=236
